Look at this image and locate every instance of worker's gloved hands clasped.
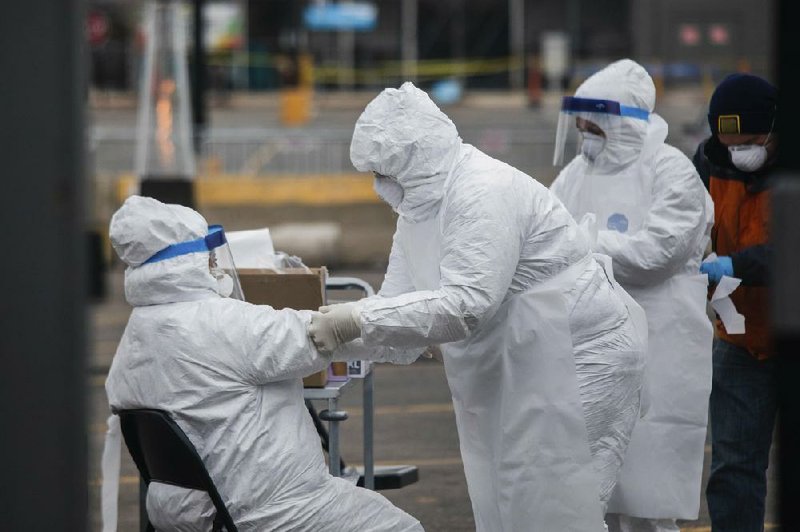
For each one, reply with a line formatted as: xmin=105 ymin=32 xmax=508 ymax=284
xmin=700 ymin=256 xmax=733 ymax=284
xmin=308 ymin=303 xmax=362 ymax=355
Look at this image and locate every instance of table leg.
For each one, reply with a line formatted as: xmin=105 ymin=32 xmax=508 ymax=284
xmin=363 ymin=371 xmax=375 ymax=489
xmin=328 ymin=396 xmax=341 ymax=477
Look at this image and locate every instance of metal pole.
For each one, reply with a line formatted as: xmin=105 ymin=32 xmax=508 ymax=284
xmin=566 ymin=0 xmax=580 ymax=56
xmin=452 ymin=0 xmax=466 ymax=82
xmin=0 ymin=0 xmax=87 ymax=529
xmin=773 ymin=178 xmax=800 ymax=531
xmin=401 ymin=0 xmax=418 ymax=82
xmin=509 ymin=0 xmax=525 ymax=90
xmin=337 ymin=30 xmax=355 ymax=90
xmin=363 ymin=370 xmax=375 ymax=489
xmin=776 ymin=0 xmax=800 ymax=528
xmin=192 ymin=0 xmax=207 ymax=153
xmin=328 ymin=397 xmax=341 ymax=476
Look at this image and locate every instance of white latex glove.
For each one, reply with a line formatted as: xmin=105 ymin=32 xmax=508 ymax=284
xmin=422 ymin=345 xmax=443 ymax=362
xmin=308 ymin=303 xmax=362 ymax=355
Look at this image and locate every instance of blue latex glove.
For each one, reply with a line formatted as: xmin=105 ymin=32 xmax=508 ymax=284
xmin=700 ymin=256 xmax=733 ymax=284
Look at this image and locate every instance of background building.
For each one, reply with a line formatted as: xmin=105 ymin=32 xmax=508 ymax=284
xmin=632 ymin=0 xmax=773 ymax=79
xmin=87 ymin=0 xmax=773 ymax=93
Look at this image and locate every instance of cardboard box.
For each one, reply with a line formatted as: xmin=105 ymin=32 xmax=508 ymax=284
xmin=238 ymin=267 xmax=330 ymax=387
xmin=238 ymin=267 xmax=327 ymax=311
xmin=328 ymin=361 xmax=349 ymax=383
xmin=302 ymin=370 xmax=329 ymax=388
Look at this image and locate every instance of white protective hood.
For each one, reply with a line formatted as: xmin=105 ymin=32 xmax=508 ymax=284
xmin=574 ymin=59 xmax=656 ymax=173
xmin=110 ymin=195 xmax=221 ymax=306
xmin=551 ymin=60 xmax=711 ymax=286
xmin=351 ymin=82 xmax=462 ymax=222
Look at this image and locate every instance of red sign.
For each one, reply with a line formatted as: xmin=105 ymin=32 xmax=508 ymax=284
xmin=709 ymin=24 xmax=731 ymax=46
xmin=679 ymin=24 xmax=701 ymax=46
xmin=87 ymin=11 xmax=110 ymax=47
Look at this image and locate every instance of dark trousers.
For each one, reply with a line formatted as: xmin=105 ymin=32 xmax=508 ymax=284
xmin=706 ymin=338 xmax=777 ymax=532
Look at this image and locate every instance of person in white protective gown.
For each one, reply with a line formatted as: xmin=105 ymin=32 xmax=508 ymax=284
xmin=550 ymin=59 xmax=714 ymax=532
xmin=101 ymin=195 xmax=422 ymax=532
xmin=308 ymin=82 xmax=648 ymax=532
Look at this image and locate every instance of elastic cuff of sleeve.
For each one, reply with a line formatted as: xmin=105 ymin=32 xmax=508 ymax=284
xmin=351 ymin=303 xmax=363 ymax=328
xmin=725 ymin=254 xmax=738 ymax=278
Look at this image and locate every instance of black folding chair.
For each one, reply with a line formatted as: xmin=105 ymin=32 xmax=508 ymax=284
xmin=116 ymin=408 xmax=238 ymax=532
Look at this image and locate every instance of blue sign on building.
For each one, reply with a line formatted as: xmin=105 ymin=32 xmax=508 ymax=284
xmin=304 ymin=2 xmax=378 ymax=31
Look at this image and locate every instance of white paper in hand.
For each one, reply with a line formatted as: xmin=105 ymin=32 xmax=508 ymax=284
xmin=710 ymin=275 xmax=746 ymax=334
xmin=223 ymin=228 xmax=278 ymax=269
xmin=702 ymin=252 xmax=719 ymax=266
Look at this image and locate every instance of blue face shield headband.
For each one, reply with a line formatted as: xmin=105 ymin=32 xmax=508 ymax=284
xmin=553 ymin=96 xmax=651 ymax=166
xmin=560 ymin=96 xmax=650 ymax=120
xmin=143 ymin=225 xmax=228 ymax=264
xmin=142 ymin=224 xmax=245 ymax=300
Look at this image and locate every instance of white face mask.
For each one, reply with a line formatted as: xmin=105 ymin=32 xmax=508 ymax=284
xmin=728 ymin=143 xmax=769 ymax=173
xmin=214 ymin=272 xmax=234 ymax=297
xmin=374 ymin=173 xmax=404 ymax=210
xmin=580 ymin=132 xmax=606 ymax=162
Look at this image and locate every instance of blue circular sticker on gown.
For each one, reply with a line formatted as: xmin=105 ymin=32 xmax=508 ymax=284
xmin=607 ymin=213 xmax=629 ymax=233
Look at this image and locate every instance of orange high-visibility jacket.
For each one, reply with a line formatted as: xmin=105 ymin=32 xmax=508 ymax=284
xmin=694 ymin=137 xmax=771 ymax=359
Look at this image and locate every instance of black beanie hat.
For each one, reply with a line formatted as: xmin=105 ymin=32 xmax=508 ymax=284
xmin=708 ymin=73 xmax=777 ymax=136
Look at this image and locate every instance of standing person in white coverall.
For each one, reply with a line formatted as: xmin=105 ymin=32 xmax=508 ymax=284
xmin=550 ymin=59 xmax=714 ymax=532
xmin=102 ymin=195 xmax=422 ymax=532
xmin=308 ymin=82 xmax=647 ymax=531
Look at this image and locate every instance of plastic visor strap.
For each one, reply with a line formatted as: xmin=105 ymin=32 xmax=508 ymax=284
xmin=561 ymin=96 xmax=649 ymax=121
xmin=143 ymin=225 xmax=227 ymax=265
xmin=620 ymin=105 xmax=650 ymax=120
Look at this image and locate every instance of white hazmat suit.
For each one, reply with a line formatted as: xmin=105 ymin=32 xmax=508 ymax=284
xmin=550 ymin=60 xmax=714 ymax=532
xmin=103 ymin=195 xmax=422 ymax=532
xmin=345 ymin=82 xmax=646 ymax=531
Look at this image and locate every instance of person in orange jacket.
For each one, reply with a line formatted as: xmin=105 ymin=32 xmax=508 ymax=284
xmin=693 ymin=73 xmax=777 ymax=531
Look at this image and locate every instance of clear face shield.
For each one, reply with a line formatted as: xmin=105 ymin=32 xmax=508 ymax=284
xmin=206 ymin=225 xmax=245 ymax=300
xmin=553 ymin=96 xmax=650 ymax=166
xmin=142 ymin=224 xmax=245 ymax=300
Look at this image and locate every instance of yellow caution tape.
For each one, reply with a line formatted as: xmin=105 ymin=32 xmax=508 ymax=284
xmin=206 ymin=53 xmax=525 ymax=83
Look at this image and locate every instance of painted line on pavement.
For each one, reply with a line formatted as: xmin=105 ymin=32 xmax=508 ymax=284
xmin=375 ymin=457 xmax=462 ymax=467
xmin=92 ymin=310 xmax=131 ymax=328
xmin=365 ymin=402 xmax=454 ymax=416
xmin=93 ymin=340 xmax=121 ymax=357
xmin=345 ymin=457 xmax=463 ymax=468
xmin=89 ymin=375 xmax=107 ymax=388
xmin=292 ymin=401 xmax=455 ymax=418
